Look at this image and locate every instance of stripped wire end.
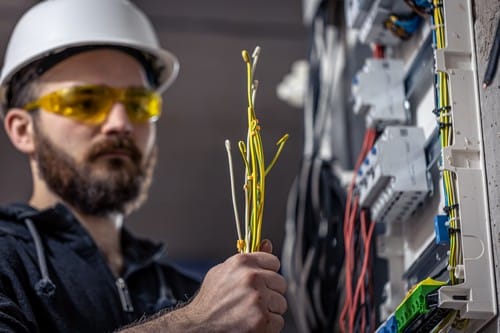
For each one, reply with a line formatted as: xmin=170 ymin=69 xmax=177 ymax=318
xmin=266 ymin=133 xmax=290 ymax=176
xmin=225 ymin=46 xmax=289 ymax=253
xmin=241 ymin=50 xmax=251 ymax=64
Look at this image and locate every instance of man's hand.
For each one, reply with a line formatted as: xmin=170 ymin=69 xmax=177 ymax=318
xmin=181 ymin=239 xmax=287 ymax=332
xmin=119 ymin=240 xmax=287 ymax=333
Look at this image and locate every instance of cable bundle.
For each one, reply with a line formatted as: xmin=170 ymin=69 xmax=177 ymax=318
xmin=281 ymin=1 xmax=348 ymax=331
xmin=339 ymin=128 xmax=377 ymax=333
xmin=430 ymin=1 xmax=468 ymax=331
xmin=431 ymin=0 xmax=462 ymax=287
xmin=225 ymin=46 xmax=289 ymax=253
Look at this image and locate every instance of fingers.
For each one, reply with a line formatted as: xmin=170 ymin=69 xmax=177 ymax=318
xmin=264 ymin=271 xmax=287 ymax=294
xmin=253 ymin=252 xmax=280 ymax=272
xmin=226 ymin=252 xmax=286 ymax=293
xmin=228 ymin=252 xmax=281 ymax=272
xmin=250 ymin=291 xmax=286 ymax=333
xmin=195 ymin=252 xmax=287 ymax=333
xmin=267 ymin=290 xmax=288 ymax=315
xmin=259 ymin=239 xmax=273 ymax=253
xmin=265 ymin=312 xmax=285 ymax=333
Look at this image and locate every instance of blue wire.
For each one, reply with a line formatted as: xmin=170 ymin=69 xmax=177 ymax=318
xmin=395 ymin=15 xmax=422 ymax=34
xmin=415 ymin=0 xmax=433 ymax=9
xmin=430 ymin=14 xmax=437 ymax=48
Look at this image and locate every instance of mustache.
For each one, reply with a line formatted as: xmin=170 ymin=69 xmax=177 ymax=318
xmin=86 ymin=136 xmax=142 ymax=164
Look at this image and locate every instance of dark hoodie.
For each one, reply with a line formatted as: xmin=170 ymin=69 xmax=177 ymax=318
xmin=0 ymin=203 xmax=200 ymax=333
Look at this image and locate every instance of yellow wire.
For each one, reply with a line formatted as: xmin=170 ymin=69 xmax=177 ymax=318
xmin=233 ymin=47 xmax=289 ymax=253
xmin=433 ymin=0 xmax=463 ymax=287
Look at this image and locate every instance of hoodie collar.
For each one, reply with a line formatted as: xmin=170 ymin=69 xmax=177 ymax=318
xmin=0 ymin=202 xmax=78 ymax=232
xmin=0 ymin=202 xmax=166 ymax=276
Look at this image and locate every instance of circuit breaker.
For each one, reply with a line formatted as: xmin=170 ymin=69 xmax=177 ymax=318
xmin=356 ymin=126 xmax=429 ymax=223
xmin=352 ymin=59 xmax=408 ymax=128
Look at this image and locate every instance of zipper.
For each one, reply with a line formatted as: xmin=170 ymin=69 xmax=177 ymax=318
xmin=115 ymin=277 xmax=134 ymax=313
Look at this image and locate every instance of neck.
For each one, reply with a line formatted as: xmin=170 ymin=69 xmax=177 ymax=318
xmin=30 ymin=173 xmax=125 ymax=277
xmin=73 ymin=210 xmax=124 ymax=277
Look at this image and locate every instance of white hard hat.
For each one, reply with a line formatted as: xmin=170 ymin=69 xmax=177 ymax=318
xmin=0 ymin=0 xmax=179 ymax=115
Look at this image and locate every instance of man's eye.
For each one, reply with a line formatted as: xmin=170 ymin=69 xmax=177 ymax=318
xmin=71 ymin=97 xmax=101 ymax=111
xmin=127 ymin=101 xmax=142 ymax=112
xmin=77 ymin=99 xmax=92 ymax=108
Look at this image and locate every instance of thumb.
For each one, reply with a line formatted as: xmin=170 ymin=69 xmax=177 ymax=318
xmin=259 ymin=239 xmax=273 ymax=253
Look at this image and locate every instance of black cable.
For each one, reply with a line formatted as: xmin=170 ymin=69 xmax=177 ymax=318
xmin=483 ymin=16 xmax=500 ymax=88
xmin=281 ymin=1 xmax=347 ymax=332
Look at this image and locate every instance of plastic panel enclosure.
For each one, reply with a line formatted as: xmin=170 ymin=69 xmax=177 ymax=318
xmin=352 ymin=58 xmax=408 ymax=128
xmin=378 ymin=223 xmax=406 ymax=319
xmin=435 ymin=0 xmax=497 ymax=324
xmin=356 ymin=126 xmax=430 ymax=224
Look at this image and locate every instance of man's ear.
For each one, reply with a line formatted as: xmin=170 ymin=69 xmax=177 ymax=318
xmin=4 ymin=108 xmax=36 ymax=155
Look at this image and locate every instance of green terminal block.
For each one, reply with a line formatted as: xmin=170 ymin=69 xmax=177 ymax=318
xmin=394 ymin=278 xmax=446 ymax=332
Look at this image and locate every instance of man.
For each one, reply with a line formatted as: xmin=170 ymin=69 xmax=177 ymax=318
xmin=0 ymin=0 xmax=287 ymax=332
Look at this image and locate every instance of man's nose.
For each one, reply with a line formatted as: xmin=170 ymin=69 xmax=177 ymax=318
xmin=100 ymin=103 xmax=133 ymax=135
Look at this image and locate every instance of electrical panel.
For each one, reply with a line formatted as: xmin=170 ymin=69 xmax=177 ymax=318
xmin=433 ymin=0 xmax=495 ymax=323
xmin=347 ymin=0 xmax=496 ymax=331
xmin=287 ymin=0 xmax=497 ymax=331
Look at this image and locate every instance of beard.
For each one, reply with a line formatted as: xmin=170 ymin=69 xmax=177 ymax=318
xmin=33 ymin=124 xmax=156 ymax=217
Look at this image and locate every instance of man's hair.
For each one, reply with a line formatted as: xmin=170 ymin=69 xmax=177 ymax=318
xmin=8 ymin=74 xmax=38 ymax=110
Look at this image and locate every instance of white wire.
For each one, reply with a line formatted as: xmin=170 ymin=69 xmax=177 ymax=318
xmin=225 ymin=140 xmax=243 ymax=241
xmin=252 ymin=80 xmax=259 ymax=107
xmin=251 ymin=46 xmax=261 ymax=78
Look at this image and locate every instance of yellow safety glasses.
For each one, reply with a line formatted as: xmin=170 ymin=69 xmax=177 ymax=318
xmin=24 ymin=84 xmax=162 ymax=124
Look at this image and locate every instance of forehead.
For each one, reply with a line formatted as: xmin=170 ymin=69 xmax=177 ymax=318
xmin=38 ymin=49 xmax=147 ymax=91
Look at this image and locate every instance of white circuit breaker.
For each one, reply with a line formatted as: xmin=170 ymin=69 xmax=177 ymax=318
xmin=355 ymin=126 xmax=430 ymax=224
xmin=352 ymin=58 xmax=408 ymax=129
xmin=345 ymin=0 xmax=374 ymax=29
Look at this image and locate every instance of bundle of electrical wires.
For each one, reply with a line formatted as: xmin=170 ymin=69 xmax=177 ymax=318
xmin=225 ymin=47 xmax=289 ymax=254
xmin=281 ymin=1 xmax=347 ymax=332
xmin=338 ymin=128 xmax=377 ymax=333
xmin=430 ymin=0 xmax=467 ymax=330
xmin=431 ymin=0 xmax=462 ymax=288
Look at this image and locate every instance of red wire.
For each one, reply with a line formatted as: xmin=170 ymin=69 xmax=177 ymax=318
xmin=368 ymin=225 xmax=375 ymax=333
xmin=341 ymin=138 xmax=369 ymax=332
xmin=373 ymin=44 xmax=385 ymax=59
xmin=340 ymin=197 xmax=358 ymax=332
xmin=360 ymin=212 xmax=368 ymax=333
xmin=340 ymin=129 xmax=377 ymax=332
xmin=349 ymin=210 xmax=376 ymax=332
xmin=361 ymin=303 xmax=366 ymax=333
